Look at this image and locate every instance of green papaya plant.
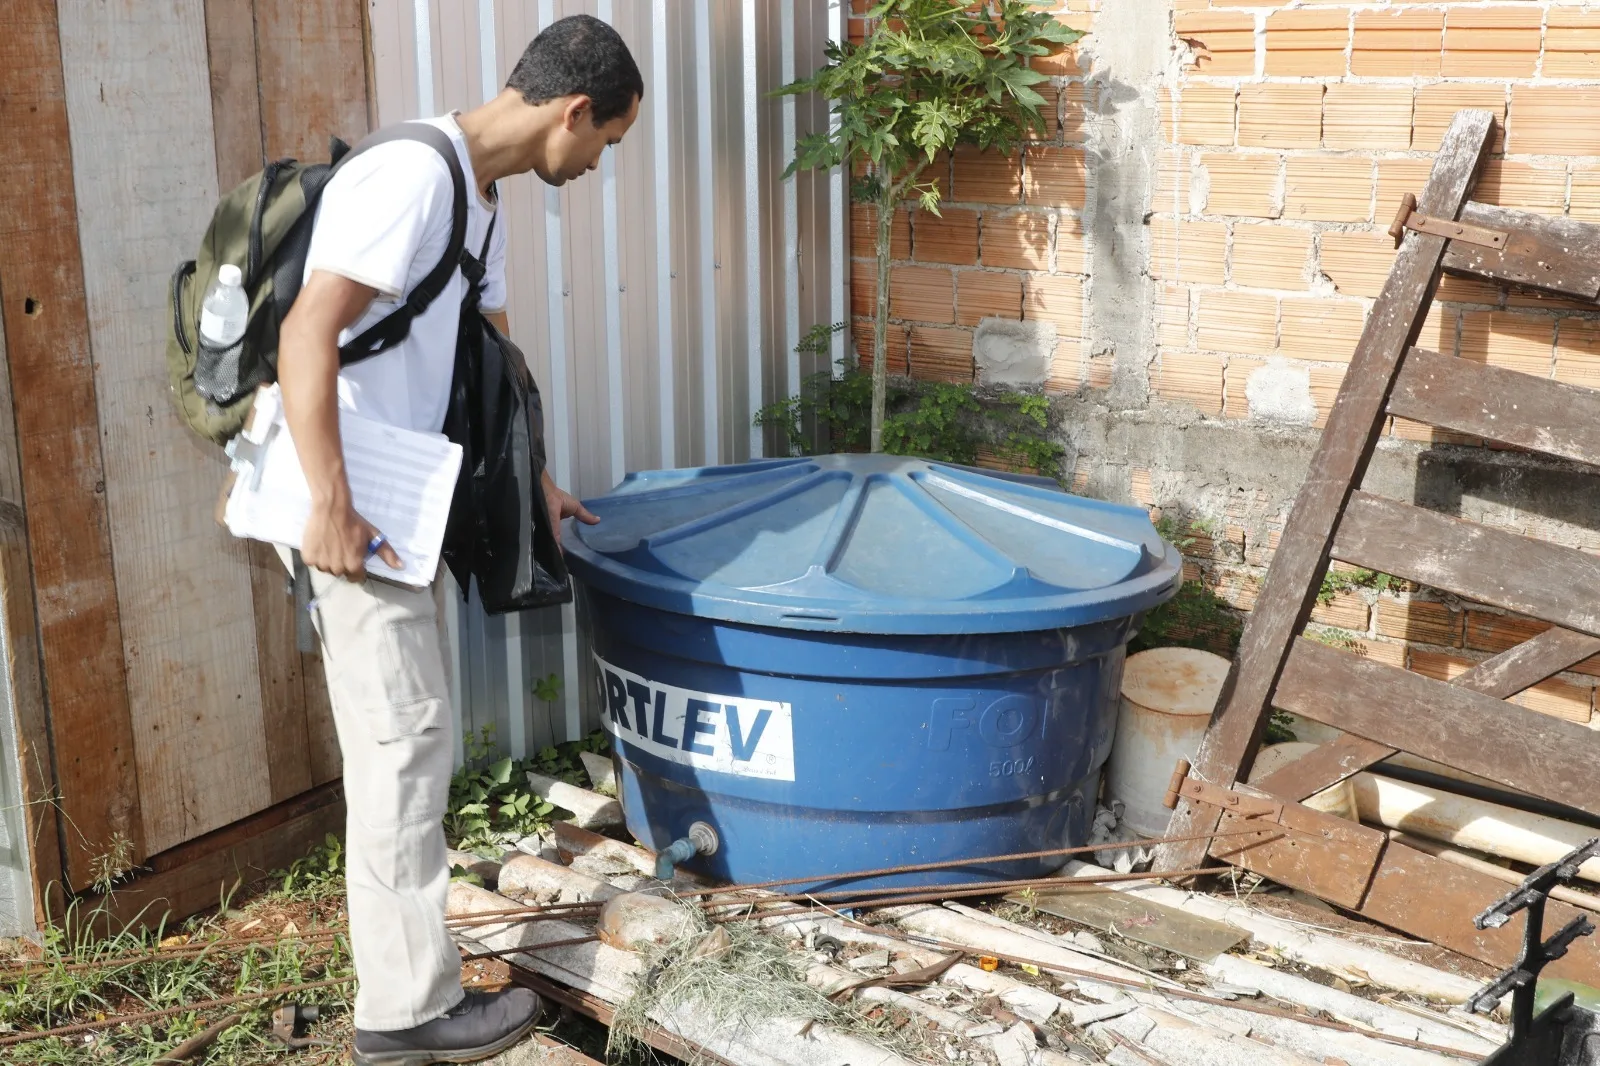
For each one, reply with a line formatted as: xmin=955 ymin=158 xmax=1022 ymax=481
xmin=777 ymin=0 xmax=1083 ymax=450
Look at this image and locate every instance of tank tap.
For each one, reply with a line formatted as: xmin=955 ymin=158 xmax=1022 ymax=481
xmin=654 ymin=821 xmax=719 ymax=881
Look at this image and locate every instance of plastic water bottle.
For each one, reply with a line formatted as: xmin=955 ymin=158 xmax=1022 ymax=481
xmin=196 ymin=264 xmax=248 ymax=402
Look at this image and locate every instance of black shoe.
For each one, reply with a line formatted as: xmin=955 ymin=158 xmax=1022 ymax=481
xmin=352 ymin=988 xmax=543 ymax=1065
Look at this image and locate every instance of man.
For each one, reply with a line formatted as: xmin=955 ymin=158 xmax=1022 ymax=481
xmin=275 ymin=15 xmax=640 ymax=1065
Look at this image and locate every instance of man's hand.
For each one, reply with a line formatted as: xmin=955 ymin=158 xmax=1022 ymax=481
xmin=302 ymin=499 xmax=404 ymax=579
xmin=542 ymin=469 xmax=598 ymax=548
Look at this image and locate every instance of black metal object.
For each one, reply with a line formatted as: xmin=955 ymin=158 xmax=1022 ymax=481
xmin=1471 ymin=839 xmax=1600 ymax=1065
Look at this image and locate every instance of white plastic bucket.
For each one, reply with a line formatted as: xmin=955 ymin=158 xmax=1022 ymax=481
xmin=1104 ymin=647 xmax=1230 ymax=838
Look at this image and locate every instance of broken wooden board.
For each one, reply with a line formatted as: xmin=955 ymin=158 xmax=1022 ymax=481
xmin=1156 ymin=109 xmax=1498 ymax=875
xmin=1442 ymin=201 xmax=1600 ymax=301
xmin=1008 ymin=886 xmax=1246 ymax=963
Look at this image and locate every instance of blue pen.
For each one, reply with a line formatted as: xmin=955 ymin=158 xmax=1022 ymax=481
xmin=306 ymin=534 xmax=388 ymax=614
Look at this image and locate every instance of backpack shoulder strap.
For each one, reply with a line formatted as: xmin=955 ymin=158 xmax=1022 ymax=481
xmin=461 ymin=186 xmax=498 ymax=292
xmin=334 ymin=123 xmax=470 ymax=365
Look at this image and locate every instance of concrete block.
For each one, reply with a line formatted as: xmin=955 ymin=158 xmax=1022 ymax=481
xmin=975 ymin=318 xmax=1056 ymax=387
xmin=1245 ymin=360 xmax=1316 ymax=425
xmin=526 ymin=772 xmax=624 ymax=830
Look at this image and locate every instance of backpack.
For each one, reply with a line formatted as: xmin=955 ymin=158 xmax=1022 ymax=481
xmin=166 ymin=123 xmax=470 ymax=445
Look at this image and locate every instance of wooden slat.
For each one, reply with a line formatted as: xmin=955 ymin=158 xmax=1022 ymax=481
xmin=58 ymin=0 xmax=273 ymax=855
xmin=204 ymin=0 xmax=265 ymax=189
xmin=1210 ymin=803 xmax=1387 ymax=909
xmin=1275 ymin=638 xmax=1600 ymax=815
xmin=1155 ymin=109 xmax=1498 ymax=873
xmin=0 ymin=305 xmax=62 ymax=925
xmin=1251 ymin=733 xmax=1395 ymax=803
xmin=0 ymin=0 xmax=143 ymax=889
xmin=255 ymin=0 xmax=372 ymax=161
xmin=1454 ymin=624 xmax=1600 ymax=698
xmin=1334 ymin=492 xmax=1600 ymax=639
xmin=251 ymin=545 xmax=314 ymax=801
xmin=1443 ymin=201 xmax=1600 ymax=301
xmin=1357 ymin=837 xmax=1600 ymax=987
xmin=251 ymin=0 xmax=371 ymax=791
xmin=1251 ymin=624 xmax=1600 ymax=801
xmin=81 ymin=784 xmax=344 ymax=936
xmin=204 ymin=0 xmax=317 ymax=806
xmin=1389 ymin=347 xmax=1600 ymax=467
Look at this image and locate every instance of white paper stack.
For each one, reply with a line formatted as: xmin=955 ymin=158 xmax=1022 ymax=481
xmin=223 ymin=385 xmax=462 ymax=587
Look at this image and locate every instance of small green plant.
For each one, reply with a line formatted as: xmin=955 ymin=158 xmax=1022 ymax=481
xmin=756 ymin=356 xmax=1065 ymax=479
xmin=445 ymin=726 xmax=613 ymax=858
xmin=271 ymin=832 xmax=345 ymax=900
xmin=1263 ymin=710 xmax=1298 ymax=745
xmin=446 ymin=726 xmax=556 ymax=857
xmin=778 ymin=0 xmax=1083 ymax=450
xmin=1318 ymin=566 xmax=1394 ymax=604
xmin=2 ymin=887 xmax=354 ymax=1063
xmin=1131 ymin=580 xmax=1245 ymax=658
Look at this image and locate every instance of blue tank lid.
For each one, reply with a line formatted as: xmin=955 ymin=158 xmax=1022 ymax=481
xmin=563 ymin=455 xmax=1182 ymax=636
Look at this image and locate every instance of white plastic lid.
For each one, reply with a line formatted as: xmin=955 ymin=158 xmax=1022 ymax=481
xmin=1120 ymin=646 xmax=1230 ymax=716
xmin=218 ymin=264 xmax=243 ymax=287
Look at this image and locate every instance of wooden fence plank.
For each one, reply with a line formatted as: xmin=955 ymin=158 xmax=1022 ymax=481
xmin=83 ymin=784 xmax=344 ymax=936
xmin=203 ymin=0 xmax=320 ymax=805
xmin=252 ymin=0 xmax=373 ymax=791
xmin=0 ymin=0 xmax=143 ymax=889
xmin=1252 ymin=624 xmax=1600 ymax=801
xmin=1443 ymin=201 xmax=1600 ymax=301
xmin=1275 ymin=639 xmax=1600 ymax=815
xmin=1333 ymin=492 xmax=1600 ymax=638
xmin=255 ymin=0 xmax=372 ymax=160
xmin=1155 ymin=110 xmax=1498 ymax=873
xmin=1389 ymin=347 xmax=1600 ymax=467
xmin=0 ymin=308 xmax=63 ymax=926
xmin=204 ymin=0 xmax=265 ymax=189
xmin=57 ymin=0 xmax=273 ymax=856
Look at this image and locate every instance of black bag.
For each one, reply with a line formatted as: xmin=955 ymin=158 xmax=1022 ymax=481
xmin=442 ymin=214 xmax=572 ymax=613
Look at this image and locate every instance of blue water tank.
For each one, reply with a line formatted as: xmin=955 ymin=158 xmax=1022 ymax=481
xmin=563 ymin=455 xmax=1181 ymax=890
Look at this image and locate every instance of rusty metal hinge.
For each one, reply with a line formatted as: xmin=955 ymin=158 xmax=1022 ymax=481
xmin=1162 ymin=759 xmax=1283 ymax=820
xmin=1388 ymin=192 xmax=1507 ymax=249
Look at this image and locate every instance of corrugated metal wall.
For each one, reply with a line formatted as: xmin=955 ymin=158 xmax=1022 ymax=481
xmin=369 ymin=0 xmax=849 ymax=760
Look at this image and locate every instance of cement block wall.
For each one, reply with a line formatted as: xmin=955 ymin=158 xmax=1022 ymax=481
xmin=845 ymin=0 xmax=1600 ymax=728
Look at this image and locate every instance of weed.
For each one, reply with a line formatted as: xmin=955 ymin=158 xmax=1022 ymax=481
xmin=269 ymin=834 xmax=345 ymax=902
xmin=1318 ymin=566 xmax=1394 ymax=604
xmin=87 ymin=834 xmax=136 ymax=896
xmin=445 ymin=727 xmax=612 ymax=858
xmin=755 ymin=351 xmax=1065 ymax=479
xmin=1263 ymin=711 xmax=1298 ymax=745
xmin=1130 ymin=580 xmax=1244 ymax=659
xmin=1 ymin=888 xmax=354 ymax=1064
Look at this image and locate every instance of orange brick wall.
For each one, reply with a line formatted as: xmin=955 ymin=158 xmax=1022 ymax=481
xmin=843 ymin=0 xmax=1600 ymax=726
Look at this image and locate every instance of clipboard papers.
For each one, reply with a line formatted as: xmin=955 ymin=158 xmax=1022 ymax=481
xmin=222 ymin=385 xmax=462 ymax=587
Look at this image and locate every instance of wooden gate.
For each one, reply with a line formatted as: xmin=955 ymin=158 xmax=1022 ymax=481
xmin=0 ymin=0 xmax=372 ymax=927
xmin=1159 ymin=109 xmax=1600 ymax=986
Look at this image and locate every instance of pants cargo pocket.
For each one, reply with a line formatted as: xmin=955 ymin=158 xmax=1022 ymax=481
xmin=368 ymin=617 xmax=451 ymax=743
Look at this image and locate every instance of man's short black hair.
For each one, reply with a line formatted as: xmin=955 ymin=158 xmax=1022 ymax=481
xmin=506 ymin=15 xmax=643 ymax=125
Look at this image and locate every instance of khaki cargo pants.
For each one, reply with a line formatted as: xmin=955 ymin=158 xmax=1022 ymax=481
xmin=278 ymin=548 xmax=464 ymax=1031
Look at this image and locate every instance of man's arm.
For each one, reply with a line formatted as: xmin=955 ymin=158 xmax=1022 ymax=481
xmin=278 ymin=270 xmax=405 ymax=578
xmin=482 ymin=309 xmax=598 ymax=546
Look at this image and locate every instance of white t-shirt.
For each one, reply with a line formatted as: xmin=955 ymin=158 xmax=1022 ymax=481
xmin=303 ymin=114 xmax=507 ymax=433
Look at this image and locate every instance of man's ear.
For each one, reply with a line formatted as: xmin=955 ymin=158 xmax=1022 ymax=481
xmin=562 ymin=95 xmax=593 ymax=131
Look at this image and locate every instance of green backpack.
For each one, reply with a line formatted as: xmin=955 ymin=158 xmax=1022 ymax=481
xmin=166 ymin=124 xmax=469 ymax=445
